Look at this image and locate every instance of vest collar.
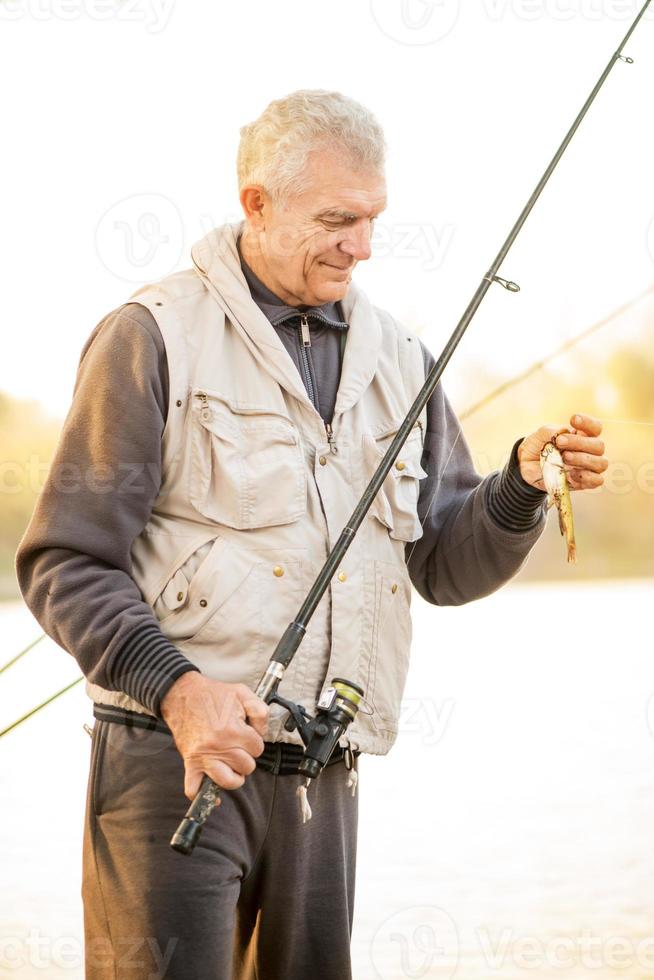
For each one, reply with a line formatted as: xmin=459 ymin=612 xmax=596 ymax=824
xmin=190 ymin=221 xmax=382 ymax=419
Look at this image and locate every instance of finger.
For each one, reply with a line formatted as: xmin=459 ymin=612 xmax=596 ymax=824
xmin=565 ymin=468 xmax=605 ymax=490
xmin=234 ymin=721 xmax=266 ymax=759
xmin=201 ymin=757 xmax=247 ymax=794
xmin=242 ymin=697 xmax=269 ymax=739
xmin=570 ymin=413 xmax=602 ymax=436
xmin=561 ymin=450 xmax=608 ymax=473
xmin=184 ymin=763 xmax=229 ymax=800
xmin=234 ymin=685 xmax=269 ymax=738
xmin=555 ymin=433 xmax=605 ymax=455
xmin=218 ymin=745 xmax=258 ymax=777
xmin=538 ymin=424 xmax=575 ymax=443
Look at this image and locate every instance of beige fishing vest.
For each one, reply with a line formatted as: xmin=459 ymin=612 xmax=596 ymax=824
xmin=87 ymin=221 xmax=429 ymax=756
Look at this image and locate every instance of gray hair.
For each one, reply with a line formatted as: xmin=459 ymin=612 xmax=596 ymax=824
xmin=237 ymin=89 xmax=386 ymax=205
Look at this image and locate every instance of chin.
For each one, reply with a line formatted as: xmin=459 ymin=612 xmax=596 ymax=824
xmin=314 ymin=280 xmax=350 ymax=304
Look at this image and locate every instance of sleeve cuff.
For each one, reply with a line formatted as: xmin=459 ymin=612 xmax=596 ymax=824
xmin=105 ymin=622 xmax=200 ymax=717
xmin=484 ymin=437 xmax=547 ymax=532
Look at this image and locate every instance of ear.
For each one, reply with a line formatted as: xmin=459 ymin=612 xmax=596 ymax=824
xmin=240 ymin=185 xmax=268 ymax=231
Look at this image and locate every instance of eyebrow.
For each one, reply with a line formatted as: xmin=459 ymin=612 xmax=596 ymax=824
xmin=315 ymin=205 xmax=386 ymax=221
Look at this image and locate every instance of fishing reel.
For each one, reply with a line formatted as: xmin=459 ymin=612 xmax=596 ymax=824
xmin=269 ymin=677 xmax=364 ymax=779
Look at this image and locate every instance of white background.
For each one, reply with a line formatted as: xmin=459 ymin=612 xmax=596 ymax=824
xmin=1 ymin=0 xmax=653 ymax=419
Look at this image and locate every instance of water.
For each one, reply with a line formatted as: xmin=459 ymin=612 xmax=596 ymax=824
xmin=1 ymin=581 xmax=653 ymax=979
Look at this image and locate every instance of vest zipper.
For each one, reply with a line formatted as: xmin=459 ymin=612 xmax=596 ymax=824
xmin=299 ymin=315 xmax=311 ymax=348
xmin=297 ymin=315 xmax=317 ymax=409
xmin=325 ymin=422 xmax=338 ymax=454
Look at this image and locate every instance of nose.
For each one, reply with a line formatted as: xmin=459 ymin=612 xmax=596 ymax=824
xmin=339 ymin=220 xmax=373 ymax=262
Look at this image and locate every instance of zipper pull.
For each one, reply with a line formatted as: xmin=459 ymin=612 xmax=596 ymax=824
xmin=299 ymin=315 xmax=311 ymax=348
xmin=196 ymin=391 xmax=211 ymax=421
xmin=325 ymin=422 xmax=338 ymax=454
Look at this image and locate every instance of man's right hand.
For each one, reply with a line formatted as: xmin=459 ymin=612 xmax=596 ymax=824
xmin=160 ymin=671 xmax=268 ymax=802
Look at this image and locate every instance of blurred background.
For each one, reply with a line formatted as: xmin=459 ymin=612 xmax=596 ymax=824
xmin=1 ymin=1 xmax=653 ymax=978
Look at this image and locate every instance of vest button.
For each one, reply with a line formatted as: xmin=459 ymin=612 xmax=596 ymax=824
xmin=338 ymin=571 xmax=347 ymax=583
xmin=199 ymin=598 xmax=208 ymax=607
xmin=395 ymin=461 xmax=406 ymax=471
xmin=176 ymin=591 xmax=184 ymax=602
xmin=391 ymin=583 xmax=398 ymax=594
xmin=319 ymin=455 xmax=327 ymax=466
xmin=176 ymin=399 xmax=182 ymax=407
xmin=273 ymin=565 xmax=284 ymax=577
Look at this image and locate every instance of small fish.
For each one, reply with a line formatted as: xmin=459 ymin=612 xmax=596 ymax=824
xmin=540 ymin=441 xmax=577 ymax=564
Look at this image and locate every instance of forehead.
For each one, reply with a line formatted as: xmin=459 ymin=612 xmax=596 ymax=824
xmin=297 ymin=148 xmax=387 ymax=216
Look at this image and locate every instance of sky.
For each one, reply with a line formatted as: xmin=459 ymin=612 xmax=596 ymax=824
xmin=1 ymin=0 xmax=653 ymax=419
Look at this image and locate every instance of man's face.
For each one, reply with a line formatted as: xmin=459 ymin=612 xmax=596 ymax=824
xmin=243 ymin=149 xmax=387 ymax=308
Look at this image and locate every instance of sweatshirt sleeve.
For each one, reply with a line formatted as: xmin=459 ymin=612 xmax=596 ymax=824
xmin=405 ymin=340 xmax=549 ymax=606
xmin=14 ymin=303 xmax=199 ymax=716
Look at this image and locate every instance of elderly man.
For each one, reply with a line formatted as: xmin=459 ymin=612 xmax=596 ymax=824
xmin=16 ymin=89 xmax=607 ymax=979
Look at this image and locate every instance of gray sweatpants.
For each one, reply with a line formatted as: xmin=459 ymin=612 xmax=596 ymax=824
xmin=82 ymin=721 xmax=358 ymax=979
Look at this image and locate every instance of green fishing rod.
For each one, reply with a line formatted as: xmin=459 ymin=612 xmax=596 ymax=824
xmin=171 ymin=1 xmax=653 ymax=855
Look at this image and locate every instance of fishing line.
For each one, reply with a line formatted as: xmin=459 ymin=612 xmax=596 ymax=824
xmin=0 ymin=677 xmax=83 ymax=740
xmin=405 ymin=279 xmax=654 ymax=570
xmin=0 ymin=632 xmax=45 ymax=675
xmin=459 ymin=284 xmax=654 ymax=422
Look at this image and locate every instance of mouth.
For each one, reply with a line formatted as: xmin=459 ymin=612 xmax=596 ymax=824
xmin=319 ymin=261 xmax=353 ymax=274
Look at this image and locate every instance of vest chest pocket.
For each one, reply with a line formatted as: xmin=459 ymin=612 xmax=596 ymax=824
xmin=364 ymin=425 xmax=428 ymax=542
xmin=189 ymin=388 xmax=307 ymax=530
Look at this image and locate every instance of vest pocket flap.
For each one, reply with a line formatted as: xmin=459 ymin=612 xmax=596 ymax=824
xmin=363 ymin=426 xmax=427 ymax=542
xmin=190 ymin=388 xmax=307 ymax=530
xmin=193 ymin=389 xmax=299 ymax=448
xmin=387 ymin=453 xmax=428 ymax=481
xmin=160 ymin=570 xmax=191 ymax=613
xmin=155 ymin=537 xmax=258 ymax=643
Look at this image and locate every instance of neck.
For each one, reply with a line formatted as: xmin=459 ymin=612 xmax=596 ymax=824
xmin=239 ymin=228 xmax=306 ymax=308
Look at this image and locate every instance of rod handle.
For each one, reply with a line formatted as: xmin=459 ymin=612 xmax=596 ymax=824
xmin=170 ymin=774 xmax=221 ymax=855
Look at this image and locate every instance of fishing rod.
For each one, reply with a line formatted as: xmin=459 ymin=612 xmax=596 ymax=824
xmin=2 ymin=293 xmax=647 ymax=745
xmin=6 ymin=284 xmax=651 ymax=739
xmin=175 ymin=2 xmax=652 ymax=852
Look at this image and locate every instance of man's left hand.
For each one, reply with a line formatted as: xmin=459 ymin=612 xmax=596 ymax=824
xmin=517 ymin=413 xmax=608 ymax=492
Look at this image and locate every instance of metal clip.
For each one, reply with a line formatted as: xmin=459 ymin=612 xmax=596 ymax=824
xmin=484 ymin=274 xmax=521 ymax=292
